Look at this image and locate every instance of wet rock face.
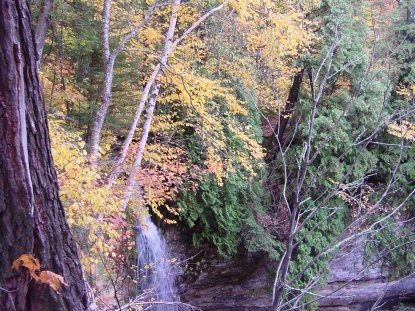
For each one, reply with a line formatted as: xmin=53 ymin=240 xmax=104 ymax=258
xmin=165 ymin=227 xmax=274 ymax=310
xmin=325 ymin=238 xmax=388 ymax=284
xmin=180 ymin=253 xmax=272 ymax=310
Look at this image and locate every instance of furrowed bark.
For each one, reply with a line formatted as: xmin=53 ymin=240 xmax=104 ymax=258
xmin=0 ymin=1 xmax=87 ymax=310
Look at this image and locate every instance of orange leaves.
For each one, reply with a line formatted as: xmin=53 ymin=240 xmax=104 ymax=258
xmin=12 ymin=254 xmax=68 ymax=294
xmin=12 ymin=254 xmax=40 ymax=275
xmin=131 ymin=143 xmax=194 ymax=222
xmin=38 ymin=271 xmax=69 ymax=294
xmin=205 ymin=160 xmax=225 ymax=185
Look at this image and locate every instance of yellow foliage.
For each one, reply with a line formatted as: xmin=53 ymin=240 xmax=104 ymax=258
xmin=221 ymin=0 xmax=316 ymax=111
xmin=396 ymin=83 xmax=415 ymax=100
xmin=141 ymin=26 xmax=164 ymax=45
xmin=388 ymin=121 xmax=415 ymax=141
xmin=336 ymin=183 xmax=375 ymax=217
xmin=49 ymin=119 xmax=122 ymax=268
xmin=158 ymin=62 xmax=264 ymax=182
xmin=39 ymin=57 xmax=85 ymax=114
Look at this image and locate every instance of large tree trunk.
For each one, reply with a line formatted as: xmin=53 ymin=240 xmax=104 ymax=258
xmin=0 ymin=1 xmax=87 ymax=310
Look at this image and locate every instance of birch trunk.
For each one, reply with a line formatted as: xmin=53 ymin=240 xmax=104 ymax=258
xmin=121 ymin=0 xmax=181 ymax=206
xmin=88 ymin=0 xmax=155 ymax=160
xmin=35 ymin=0 xmax=53 ymax=68
xmin=89 ymin=56 xmax=115 ymax=161
xmin=109 ymin=0 xmax=230 ymax=185
xmin=122 ymin=81 xmax=162 ymax=207
xmin=107 ymin=64 xmax=161 ymax=184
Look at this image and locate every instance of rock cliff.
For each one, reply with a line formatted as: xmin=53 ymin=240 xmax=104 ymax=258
xmin=166 ymin=228 xmax=415 ymax=310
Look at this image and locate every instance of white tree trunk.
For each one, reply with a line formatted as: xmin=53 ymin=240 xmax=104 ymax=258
xmin=88 ymin=0 xmax=155 ymax=160
xmin=109 ymin=0 xmax=230 ymax=185
xmin=89 ymin=56 xmax=115 ymax=161
xmin=35 ymin=0 xmax=53 ymax=69
xmin=122 ymin=80 xmax=162 ymax=208
xmin=107 ymin=63 xmax=161 ymax=184
xmin=121 ymin=0 xmax=181 ymax=207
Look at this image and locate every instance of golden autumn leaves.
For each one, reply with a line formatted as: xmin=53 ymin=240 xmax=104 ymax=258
xmin=12 ymin=254 xmax=68 ymax=294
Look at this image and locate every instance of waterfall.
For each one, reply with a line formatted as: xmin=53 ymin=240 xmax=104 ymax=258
xmin=136 ymin=216 xmax=178 ymax=310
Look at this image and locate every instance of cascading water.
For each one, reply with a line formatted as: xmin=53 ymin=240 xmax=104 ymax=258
xmin=136 ymin=216 xmax=178 ymax=310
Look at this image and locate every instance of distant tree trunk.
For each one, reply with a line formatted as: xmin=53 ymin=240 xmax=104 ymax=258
xmin=408 ymin=5 xmax=415 ymax=22
xmin=265 ymin=69 xmax=304 ymax=162
xmin=35 ymin=0 xmax=53 ymax=68
xmin=275 ymin=70 xmax=304 ymax=145
xmin=0 ymin=1 xmax=87 ymax=310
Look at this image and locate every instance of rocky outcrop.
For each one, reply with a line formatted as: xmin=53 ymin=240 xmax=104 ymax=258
xmin=180 ymin=253 xmax=272 ymax=310
xmin=318 ymin=277 xmax=415 ymax=311
xmin=165 ymin=227 xmax=415 ymax=310
xmin=317 ymin=237 xmax=415 ymax=310
xmin=166 ymin=228 xmax=274 ymax=310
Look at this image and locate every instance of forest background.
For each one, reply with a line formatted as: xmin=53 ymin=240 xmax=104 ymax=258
xmin=17 ymin=0 xmax=415 ymax=309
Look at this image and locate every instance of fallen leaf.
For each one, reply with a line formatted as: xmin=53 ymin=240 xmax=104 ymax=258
xmin=39 ymin=270 xmax=68 ymax=294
